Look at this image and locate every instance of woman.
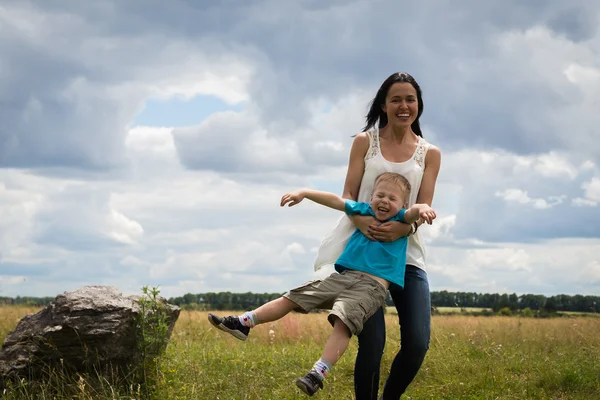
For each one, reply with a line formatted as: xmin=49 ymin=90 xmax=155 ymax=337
xmin=313 ymin=72 xmax=441 ymax=399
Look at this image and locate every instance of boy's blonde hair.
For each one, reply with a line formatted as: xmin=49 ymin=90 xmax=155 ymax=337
xmin=373 ymin=172 xmax=411 ymax=202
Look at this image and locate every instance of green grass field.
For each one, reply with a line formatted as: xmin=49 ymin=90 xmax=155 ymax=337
xmin=386 ymin=306 xmax=491 ymax=315
xmin=1 ymin=307 xmax=599 ymax=399
xmin=434 ymin=306 xmax=489 ymax=314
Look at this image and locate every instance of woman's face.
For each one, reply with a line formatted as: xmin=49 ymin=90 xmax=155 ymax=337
xmin=382 ymin=82 xmax=419 ymax=130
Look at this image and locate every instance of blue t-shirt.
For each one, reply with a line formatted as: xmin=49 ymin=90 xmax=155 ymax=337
xmin=335 ymin=200 xmax=408 ymax=288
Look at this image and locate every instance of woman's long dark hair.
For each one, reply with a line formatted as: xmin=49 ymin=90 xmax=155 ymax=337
xmin=362 ymin=72 xmax=424 ymax=137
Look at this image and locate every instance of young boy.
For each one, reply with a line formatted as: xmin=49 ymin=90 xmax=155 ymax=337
xmin=208 ymin=172 xmax=436 ymax=396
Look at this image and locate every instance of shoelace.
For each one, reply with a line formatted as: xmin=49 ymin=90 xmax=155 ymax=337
xmin=307 ymin=372 xmax=324 ymax=389
xmin=223 ymin=316 xmax=242 ymax=328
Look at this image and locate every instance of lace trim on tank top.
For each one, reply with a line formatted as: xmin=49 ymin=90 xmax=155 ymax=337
xmin=365 ymin=129 xmax=380 ymax=162
xmin=414 ymin=139 xmax=430 ymax=168
xmin=365 ymin=127 xmax=430 ymax=167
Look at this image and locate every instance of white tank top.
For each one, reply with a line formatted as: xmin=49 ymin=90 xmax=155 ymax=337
xmin=313 ymin=127 xmax=431 ymax=277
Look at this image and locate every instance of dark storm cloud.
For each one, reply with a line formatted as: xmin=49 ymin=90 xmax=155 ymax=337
xmin=440 ymin=151 xmax=600 ymax=242
xmin=3 ymin=0 xmax=599 ymax=172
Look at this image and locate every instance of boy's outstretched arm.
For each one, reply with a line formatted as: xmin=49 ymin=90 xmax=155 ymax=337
xmin=281 ymin=189 xmax=346 ymax=212
xmin=404 ymin=203 xmax=437 ymax=225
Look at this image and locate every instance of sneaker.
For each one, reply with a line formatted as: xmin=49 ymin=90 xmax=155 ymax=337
xmin=207 ymin=314 xmax=250 ymax=341
xmin=295 ymin=371 xmax=324 ymax=396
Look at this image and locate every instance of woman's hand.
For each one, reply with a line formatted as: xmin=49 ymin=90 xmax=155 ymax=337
xmin=349 ymin=215 xmax=379 ymax=241
xmin=369 ymin=220 xmax=412 ymax=242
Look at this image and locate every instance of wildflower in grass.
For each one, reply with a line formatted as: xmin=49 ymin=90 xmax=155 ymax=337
xmin=269 ymin=329 xmax=276 ymax=344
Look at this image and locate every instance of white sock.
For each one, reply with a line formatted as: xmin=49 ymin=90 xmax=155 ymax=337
xmin=311 ymin=358 xmax=332 ymax=381
xmin=238 ymin=311 xmax=258 ymax=328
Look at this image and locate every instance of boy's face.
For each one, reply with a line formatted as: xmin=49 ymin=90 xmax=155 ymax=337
xmin=370 ymin=181 xmax=406 ymax=221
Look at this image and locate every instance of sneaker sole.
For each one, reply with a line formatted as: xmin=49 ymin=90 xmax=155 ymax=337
xmin=295 ymin=379 xmax=316 ymax=396
xmin=207 ymin=314 xmax=248 ymax=341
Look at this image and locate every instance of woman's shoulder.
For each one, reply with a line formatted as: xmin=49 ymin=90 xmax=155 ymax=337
xmin=353 ymin=130 xmax=371 ymax=141
xmin=424 ymin=142 xmax=441 ymax=167
xmin=420 ymin=137 xmax=440 ymax=155
xmin=351 ymin=131 xmax=372 ymax=150
xmin=425 ymin=142 xmax=441 ymax=155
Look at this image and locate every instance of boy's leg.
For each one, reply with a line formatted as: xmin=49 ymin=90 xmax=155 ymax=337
xmin=209 ymin=273 xmax=344 ymax=342
xmin=322 ymin=316 xmax=352 ymax=365
xmin=296 ymin=272 xmax=386 ymax=397
xmin=296 ymin=317 xmax=352 ymax=396
xmin=254 ymin=296 xmax=297 ymax=322
xmin=208 ymin=296 xmax=298 ymax=341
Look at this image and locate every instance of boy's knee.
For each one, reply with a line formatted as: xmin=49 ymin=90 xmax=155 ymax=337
xmin=328 ymin=314 xmax=353 ymax=337
xmin=334 ymin=317 xmax=352 ymax=337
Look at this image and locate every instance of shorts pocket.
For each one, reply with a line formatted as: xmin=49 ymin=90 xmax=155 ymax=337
xmin=358 ymin=286 xmax=384 ymax=322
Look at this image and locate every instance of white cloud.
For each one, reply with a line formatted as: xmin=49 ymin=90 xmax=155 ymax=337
xmin=495 ymin=189 xmax=566 ymax=209
xmin=146 ymin=61 xmax=252 ymax=104
xmin=571 ymin=177 xmax=600 ymax=207
xmin=421 ymin=215 xmax=457 ymax=243
xmin=467 ymin=248 xmax=531 ymax=272
xmin=564 ymin=63 xmax=600 ymax=84
xmin=582 ymin=177 xmax=600 ymax=202
xmin=581 ymin=160 xmax=595 ymax=171
xmin=572 ymin=198 xmax=597 ymax=207
xmin=0 ymin=179 xmax=43 ymax=254
xmin=428 ymin=238 xmax=600 ymax=295
xmin=531 ymin=153 xmax=579 ymax=179
xmin=172 ymin=111 xmax=305 ymax=173
xmin=125 ymin=127 xmax=176 ymax=154
xmin=171 ymin=89 xmax=368 ymax=176
xmin=285 ymin=242 xmax=307 ymax=255
xmin=107 ymin=209 xmax=144 ymax=245
xmin=437 ymin=149 xmax=600 ymax=242
xmin=578 ymin=261 xmax=600 ymax=285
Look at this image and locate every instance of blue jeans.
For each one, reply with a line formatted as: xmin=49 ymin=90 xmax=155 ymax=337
xmin=354 ymin=265 xmax=431 ymax=400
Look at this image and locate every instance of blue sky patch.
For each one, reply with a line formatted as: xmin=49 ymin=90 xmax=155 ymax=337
xmin=133 ymin=94 xmax=244 ymax=127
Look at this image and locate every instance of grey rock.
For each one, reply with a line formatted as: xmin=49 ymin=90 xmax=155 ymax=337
xmin=0 ymin=286 xmax=180 ymax=388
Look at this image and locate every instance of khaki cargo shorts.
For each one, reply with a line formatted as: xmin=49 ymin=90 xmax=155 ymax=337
xmin=283 ymin=269 xmax=387 ymax=335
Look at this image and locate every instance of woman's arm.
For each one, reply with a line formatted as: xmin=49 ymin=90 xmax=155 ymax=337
xmin=342 ymin=133 xmax=379 ymax=240
xmin=342 ymin=133 xmax=369 ymax=201
xmin=370 ymin=145 xmax=442 ymax=241
xmin=414 ymin=146 xmax=442 ymax=227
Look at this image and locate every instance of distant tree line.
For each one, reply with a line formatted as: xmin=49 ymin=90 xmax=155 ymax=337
xmin=2 ymin=291 xmax=597 ymax=313
xmin=0 ymin=296 xmax=56 ymax=306
xmin=168 ymin=292 xmax=283 ymax=311
xmin=429 ymin=291 xmax=598 ymax=313
xmin=166 ymin=291 xmax=599 ymax=313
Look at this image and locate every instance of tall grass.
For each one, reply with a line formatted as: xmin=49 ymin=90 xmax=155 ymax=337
xmin=1 ymin=307 xmax=599 ymax=399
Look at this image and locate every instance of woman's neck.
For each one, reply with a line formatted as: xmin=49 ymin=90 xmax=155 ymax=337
xmin=382 ymin=124 xmax=413 ymax=144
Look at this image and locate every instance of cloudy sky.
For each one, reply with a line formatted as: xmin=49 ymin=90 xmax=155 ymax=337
xmin=1 ymin=0 xmax=599 ymax=299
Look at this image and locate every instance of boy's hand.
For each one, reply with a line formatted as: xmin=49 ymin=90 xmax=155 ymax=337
xmin=416 ymin=204 xmax=436 ymax=224
xmin=281 ymin=190 xmax=306 ymax=207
